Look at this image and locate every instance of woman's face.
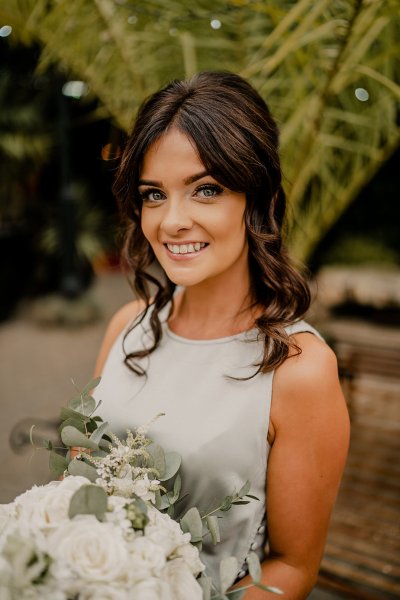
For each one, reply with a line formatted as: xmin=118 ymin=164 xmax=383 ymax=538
xmin=139 ymin=127 xmax=248 ymax=288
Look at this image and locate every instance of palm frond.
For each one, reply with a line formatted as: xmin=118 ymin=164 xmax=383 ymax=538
xmin=1 ymin=0 xmax=399 ymax=261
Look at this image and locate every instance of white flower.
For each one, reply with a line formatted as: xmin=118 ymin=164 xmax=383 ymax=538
xmin=131 ymin=475 xmax=160 ymax=503
xmin=0 ymin=529 xmax=49 ymax=595
xmin=130 ymin=577 xmax=172 ymax=600
xmin=105 ymin=497 xmax=131 ymax=531
xmin=13 ymin=476 xmax=89 ymax=531
xmin=47 ymin=515 xmax=131 ymax=588
xmin=112 ymin=478 xmax=136 ymax=499
xmin=127 ymin=537 xmax=166 ymax=582
xmin=145 ymin=508 xmax=190 ymax=556
xmin=0 ymin=505 xmax=14 ymax=535
xmin=162 ymin=559 xmax=203 ymax=600
xmin=79 ymin=584 xmax=129 ymax=600
xmin=171 ymin=542 xmax=205 ymax=576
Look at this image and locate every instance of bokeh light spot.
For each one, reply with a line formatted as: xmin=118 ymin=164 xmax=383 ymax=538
xmin=210 ymin=19 xmax=222 ymax=30
xmin=62 ymin=81 xmax=89 ymax=99
xmin=0 ymin=25 xmax=12 ymax=37
xmin=355 ymin=87 xmax=369 ymax=102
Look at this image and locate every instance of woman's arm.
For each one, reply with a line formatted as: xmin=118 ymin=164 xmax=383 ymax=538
xmin=93 ymin=300 xmax=144 ymax=377
xmin=239 ymin=333 xmax=350 ymax=599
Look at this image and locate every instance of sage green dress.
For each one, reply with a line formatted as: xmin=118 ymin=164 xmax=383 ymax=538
xmin=95 ymin=301 xmax=323 ymax=584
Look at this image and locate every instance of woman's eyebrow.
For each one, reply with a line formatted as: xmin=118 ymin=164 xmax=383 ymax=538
xmin=138 ymin=171 xmax=209 ymax=187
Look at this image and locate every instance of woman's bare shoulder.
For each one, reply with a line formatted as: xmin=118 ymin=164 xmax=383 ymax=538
xmin=269 ymin=332 xmax=349 ymax=443
xmin=94 ymin=299 xmax=146 ymax=376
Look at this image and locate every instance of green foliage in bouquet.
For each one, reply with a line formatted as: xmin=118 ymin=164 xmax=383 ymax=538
xmin=31 ymin=377 xmax=281 ymax=599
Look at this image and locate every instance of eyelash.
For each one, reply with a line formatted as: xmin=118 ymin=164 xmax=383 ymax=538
xmin=139 ymin=183 xmax=224 ymax=203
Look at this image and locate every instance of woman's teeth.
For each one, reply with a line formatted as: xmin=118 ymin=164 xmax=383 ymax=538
xmin=166 ymin=242 xmax=207 ymax=255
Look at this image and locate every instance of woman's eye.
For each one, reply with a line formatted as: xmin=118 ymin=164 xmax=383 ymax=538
xmin=195 ymin=184 xmax=223 ymax=199
xmin=140 ymin=189 xmax=165 ymax=203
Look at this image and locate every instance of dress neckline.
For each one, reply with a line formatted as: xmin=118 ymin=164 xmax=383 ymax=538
xmin=165 ymin=322 xmax=260 ymax=345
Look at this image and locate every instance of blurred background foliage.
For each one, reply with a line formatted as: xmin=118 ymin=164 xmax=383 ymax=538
xmin=0 ymin=0 xmax=399 ymax=317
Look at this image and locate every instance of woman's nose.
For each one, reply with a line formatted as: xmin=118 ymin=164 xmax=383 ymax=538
xmin=160 ymin=198 xmax=193 ymax=234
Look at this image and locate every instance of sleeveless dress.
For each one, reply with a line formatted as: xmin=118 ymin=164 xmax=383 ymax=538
xmin=94 ymin=302 xmax=324 ymax=584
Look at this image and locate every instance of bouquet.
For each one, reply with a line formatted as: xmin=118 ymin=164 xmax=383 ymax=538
xmin=0 ymin=378 xmax=281 ymax=600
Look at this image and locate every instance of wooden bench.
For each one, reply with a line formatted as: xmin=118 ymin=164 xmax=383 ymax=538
xmin=315 ymin=319 xmax=400 ymax=600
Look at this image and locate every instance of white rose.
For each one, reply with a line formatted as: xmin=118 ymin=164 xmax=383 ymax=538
xmin=145 ymin=509 xmax=190 ymax=556
xmin=130 ymin=577 xmax=172 ymax=600
xmin=128 ymin=537 xmax=166 ymax=582
xmin=162 ymin=560 xmax=203 ymax=600
xmin=171 ymin=542 xmax=205 ymax=576
xmin=79 ymin=584 xmax=129 ymax=600
xmin=0 ymin=528 xmax=50 ymax=594
xmin=47 ymin=515 xmax=131 ymax=587
xmin=0 ymin=504 xmax=15 ymax=534
xmin=14 ymin=477 xmax=89 ymax=531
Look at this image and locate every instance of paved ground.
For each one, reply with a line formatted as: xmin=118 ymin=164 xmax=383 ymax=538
xmin=0 ymin=271 xmax=345 ymax=599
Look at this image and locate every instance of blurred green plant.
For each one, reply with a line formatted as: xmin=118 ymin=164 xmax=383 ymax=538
xmin=40 ymin=181 xmax=112 ymax=265
xmin=1 ymin=0 xmax=399 ymax=262
xmin=320 ymin=235 xmax=399 ymax=266
xmin=0 ymin=66 xmax=50 ymax=223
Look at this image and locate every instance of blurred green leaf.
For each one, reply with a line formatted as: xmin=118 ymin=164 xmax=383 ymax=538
xmin=180 ymin=507 xmax=203 ymax=543
xmin=160 ymin=451 xmax=181 ymax=481
xmin=61 ymin=425 xmax=99 ymax=451
xmin=68 ymin=484 xmax=107 ymax=521
xmin=49 ymin=451 xmax=67 ymax=477
xmin=206 ymin=515 xmax=221 ymax=545
xmin=89 ymin=421 xmax=109 ymax=444
xmin=246 ymin=552 xmax=261 ymax=582
xmin=68 ymin=458 xmax=98 ymax=482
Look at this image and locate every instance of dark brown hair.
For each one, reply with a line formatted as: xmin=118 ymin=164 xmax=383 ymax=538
xmin=113 ymin=71 xmax=311 ymax=377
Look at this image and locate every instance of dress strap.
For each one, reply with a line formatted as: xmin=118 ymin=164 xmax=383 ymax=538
xmin=284 ymin=319 xmax=325 ymax=342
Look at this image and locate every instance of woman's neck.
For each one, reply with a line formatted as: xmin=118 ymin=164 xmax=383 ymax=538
xmin=168 ymin=278 xmax=258 ymax=340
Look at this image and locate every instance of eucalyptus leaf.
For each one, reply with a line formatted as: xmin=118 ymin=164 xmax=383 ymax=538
xmin=49 ymin=451 xmax=67 ymax=477
xmin=198 ymin=575 xmax=212 ymax=600
xmin=219 ymin=556 xmax=239 ymax=594
xmin=68 ymin=459 xmax=98 ymax=482
xmin=245 ymin=494 xmax=260 ymax=501
xmin=68 ymin=484 xmax=107 ymax=521
xmin=89 ymin=421 xmax=109 ymax=445
xmin=238 ymin=480 xmax=251 ymax=498
xmin=159 ymin=451 xmax=181 ymax=482
xmin=59 ymin=417 xmax=86 ymax=434
xmin=157 ymin=493 xmax=172 ymax=511
xmin=59 ymin=407 xmax=90 ymax=423
xmin=206 ymin=515 xmax=221 ymax=545
xmin=146 ymin=443 xmax=166 ymax=478
xmin=246 ymin=552 xmax=261 ymax=583
xmin=232 ymin=500 xmax=250 ymax=506
xmin=220 ymin=496 xmax=233 ymax=512
xmin=61 ymin=426 xmax=99 ymax=451
xmin=81 ymin=376 xmax=102 ymax=396
xmin=69 ymin=394 xmax=96 ymax=417
xmin=180 ymin=507 xmax=203 ymax=543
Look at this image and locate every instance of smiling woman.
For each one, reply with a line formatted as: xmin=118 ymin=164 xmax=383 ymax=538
xmin=139 ymin=129 xmax=248 ymax=291
xmin=93 ymin=72 xmax=349 ymax=599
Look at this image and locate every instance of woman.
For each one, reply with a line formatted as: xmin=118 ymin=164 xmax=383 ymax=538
xmin=94 ymin=72 xmax=349 ymax=599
